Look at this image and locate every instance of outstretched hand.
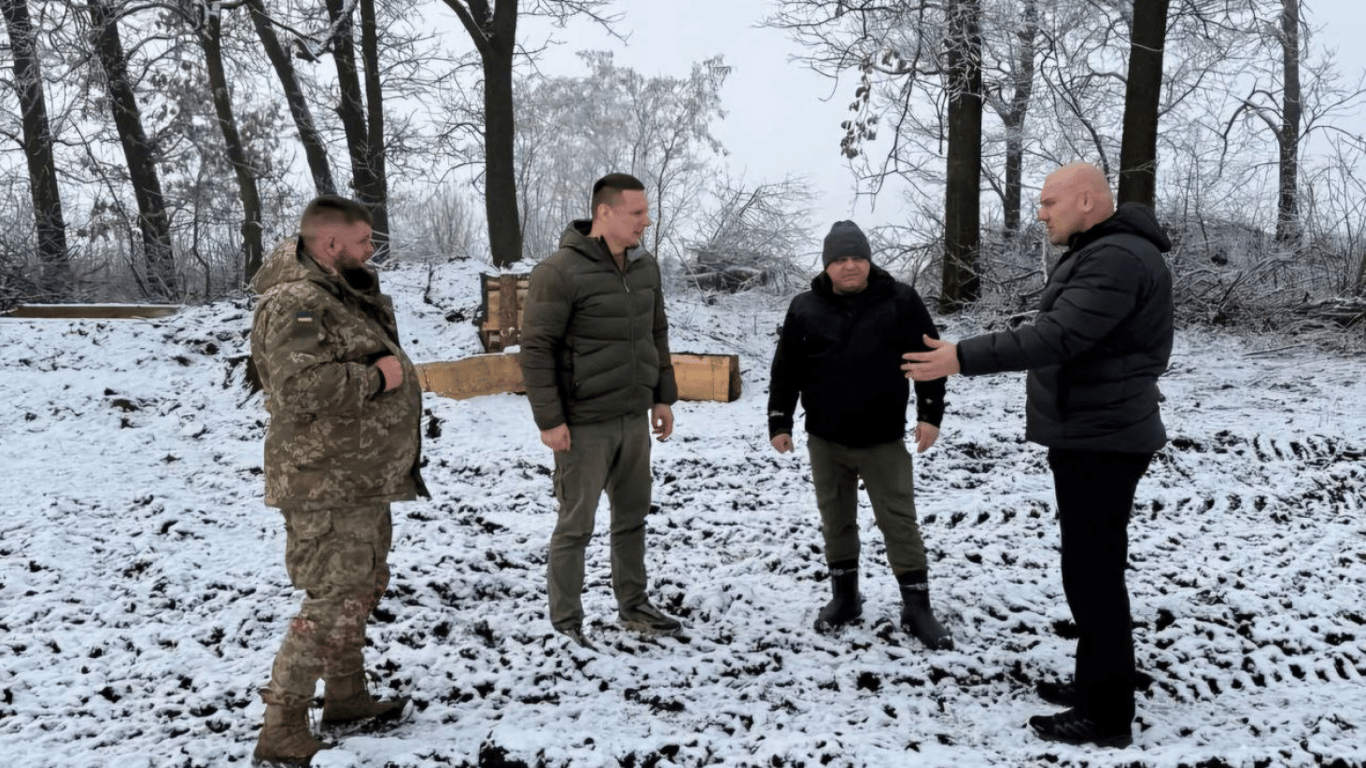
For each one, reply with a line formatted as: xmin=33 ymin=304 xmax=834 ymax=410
xmin=902 ymin=335 xmax=960 ymax=381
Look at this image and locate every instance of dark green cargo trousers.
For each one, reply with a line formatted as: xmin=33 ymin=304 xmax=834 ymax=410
xmin=807 ymin=434 xmax=928 ymax=574
xmin=547 ymin=414 xmax=653 ymax=631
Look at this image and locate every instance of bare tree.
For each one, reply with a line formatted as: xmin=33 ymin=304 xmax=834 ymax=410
xmin=438 ymin=0 xmax=523 ymax=268
xmin=1117 ymin=0 xmax=1171 ymax=207
xmin=511 ymin=50 xmax=726 ymax=265
xmin=1 ymin=0 xmax=71 ymax=299
xmin=171 ymin=0 xmax=265 ymax=283
xmin=323 ymin=0 xmax=390 ymax=258
xmin=84 ymin=0 xmax=178 ymax=299
xmin=1273 ymin=0 xmax=1302 ymax=244
xmin=984 ymin=0 xmax=1038 ymax=234
xmin=686 ymin=177 xmax=816 ymax=294
xmin=244 ymin=0 xmax=337 ymax=196
xmin=941 ymin=0 xmax=983 ymax=312
xmin=436 ymin=0 xmax=616 ymax=268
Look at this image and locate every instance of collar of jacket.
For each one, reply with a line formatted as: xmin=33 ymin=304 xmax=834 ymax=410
xmin=811 ymin=263 xmax=897 ymax=300
xmin=251 ymin=236 xmax=380 ymax=300
xmin=1063 ymin=201 xmax=1172 ymax=257
xmin=561 ymin=219 xmax=649 ymax=265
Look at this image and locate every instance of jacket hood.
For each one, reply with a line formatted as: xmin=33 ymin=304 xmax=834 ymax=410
xmin=811 ymin=263 xmax=897 ymax=297
xmin=1071 ymin=202 xmax=1172 ymax=254
xmin=251 ymin=237 xmax=322 ymax=296
xmin=558 ymin=220 xmax=650 ymax=263
xmin=250 ymin=237 xmax=377 ymax=298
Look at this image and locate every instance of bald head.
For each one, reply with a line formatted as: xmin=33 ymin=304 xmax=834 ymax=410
xmin=1038 ymin=162 xmax=1115 ymax=246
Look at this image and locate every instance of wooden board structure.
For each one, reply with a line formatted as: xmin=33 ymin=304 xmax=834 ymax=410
xmin=3 ymin=304 xmax=179 ymax=319
xmin=416 ymin=352 xmax=742 ymax=403
xmin=478 ymin=273 xmax=530 ymax=352
xmin=672 ymin=352 xmax=742 ymax=403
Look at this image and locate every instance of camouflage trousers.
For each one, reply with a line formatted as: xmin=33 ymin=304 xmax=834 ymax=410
xmin=261 ymin=500 xmax=392 ymax=708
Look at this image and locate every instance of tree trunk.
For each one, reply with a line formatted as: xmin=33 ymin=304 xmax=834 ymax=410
xmin=245 ymin=0 xmax=335 ymax=196
xmin=441 ymin=0 xmax=524 ymax=268
xmin=483 ymin=4 xmax=523 ymax=268
xmin=359 ymin=0 xmax=391 ymax=260
xmin=1117 ymin=0 xmax=1171 ymax=208
xmin=324 ymin=0 xmax=386 ymax=239
xmin=86 ymin=0 xmax=177 ymax=299
xmin=940 ymin=0 xmax=983 ymax=314
xmin=1275 ymin=0 xmax=1302 ymax=244
xmin=1002 ymin=0 xmax=1037 ymax=234
xmin=1 ymin=0 xmax=71 ymax=299
xmin=198 ymin=6 xmax=264 ymax=283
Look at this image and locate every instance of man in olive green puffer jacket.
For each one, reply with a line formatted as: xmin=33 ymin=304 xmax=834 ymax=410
xmin=249 ymin=195 xmax=427 ymax=763
xmin=520 ymin=173 xmax=681 ymax=648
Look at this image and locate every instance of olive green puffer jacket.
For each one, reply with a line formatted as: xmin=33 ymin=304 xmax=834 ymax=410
xmin=520 ymin=222 xmax=678 ymax=430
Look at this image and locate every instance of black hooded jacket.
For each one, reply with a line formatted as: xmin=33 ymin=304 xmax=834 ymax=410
xmin=958 ymin=202 xmax=1174 ymax=452
xmin=768 ymin=265 xmax=947 ymax=448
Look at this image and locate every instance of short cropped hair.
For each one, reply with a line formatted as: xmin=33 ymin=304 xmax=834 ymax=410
xmin=590 ymin=173 xmax=645 ymax=218
xmin=300 ymin=195 xmax=373 ymax=245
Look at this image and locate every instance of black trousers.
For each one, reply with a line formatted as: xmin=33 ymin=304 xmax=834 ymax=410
xmin=1048 ymin=447 xmax=1153 ymax=728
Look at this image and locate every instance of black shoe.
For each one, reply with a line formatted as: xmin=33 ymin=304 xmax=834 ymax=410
xmin=1036 ymin=679 xmax=1078 ymax=707
xmin=814 ymin=560 xmax=862 ymax=633
xmin=618 ymin=602 xmax=682 ymax=634
xmin=1028 ymin=708 xmax=1132 ymax=748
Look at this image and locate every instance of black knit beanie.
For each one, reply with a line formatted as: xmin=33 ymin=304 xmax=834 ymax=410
xmin=822 ymin=220 xmax=872 ymax=267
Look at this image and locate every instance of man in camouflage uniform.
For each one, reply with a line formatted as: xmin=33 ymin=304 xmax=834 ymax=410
xmin=249 ymin=195 xmax=427 ymax=764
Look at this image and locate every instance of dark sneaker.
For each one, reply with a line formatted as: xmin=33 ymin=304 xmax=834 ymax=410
xmin=1028 ymin=708 xmax=1132 ymax=748
xmin=1036 ymin=679 xmax=1078 ymax=707
xmin=556 ymin=626 xmax=597 ymax=650
xmin=618 ymin=602 xmax=682 ymax=634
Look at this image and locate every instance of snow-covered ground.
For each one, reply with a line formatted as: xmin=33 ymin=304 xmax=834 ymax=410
xmin=1 ymin=257 xmax=1363 ymax=768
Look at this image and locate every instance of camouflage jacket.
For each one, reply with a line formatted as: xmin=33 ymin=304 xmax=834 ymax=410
xmin=249 ymin=237 xmax=427 ymax=507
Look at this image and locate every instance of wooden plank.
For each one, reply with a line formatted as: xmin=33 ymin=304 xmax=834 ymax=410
xmin=416 ymin=354 xmax=526 ymax=400
xmin=497 ymin=274 xmax=520 ymax=348
xmin=3 ymin=304 xmax=180 ymax=319
xmin=478 ymin=272 xmax=529 ymax=351
xmin=417 ymin=352 xmax=743 ymax=403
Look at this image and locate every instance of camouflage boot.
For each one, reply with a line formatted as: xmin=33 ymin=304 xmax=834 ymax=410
xmin=321 ymin=671 xmax=409 ymax=728
xmin=253 ymin=703 xmax=325 ymax=766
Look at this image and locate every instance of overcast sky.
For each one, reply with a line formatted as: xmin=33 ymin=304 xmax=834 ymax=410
xmin=521 ymin=0 xmax=870 ymax=230
xmin=518 ymin=0 xmax=1366 ymax=234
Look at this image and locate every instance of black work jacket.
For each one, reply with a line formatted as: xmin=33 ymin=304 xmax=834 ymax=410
xmin=768 ymin=266 xmax=946 ymax=447
xmin=958 ymin=203 xmax=1174 ymax=452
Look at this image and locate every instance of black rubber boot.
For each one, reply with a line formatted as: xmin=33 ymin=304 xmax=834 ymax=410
xmin=897 ymin=570 xmax=954 ymax=650
xmin=814 ymin=559 xmax=862 ymax=633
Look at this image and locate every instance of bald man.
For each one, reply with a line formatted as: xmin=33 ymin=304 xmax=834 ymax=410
xmin=903 ymin=162 xmax=1173 ymax=747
